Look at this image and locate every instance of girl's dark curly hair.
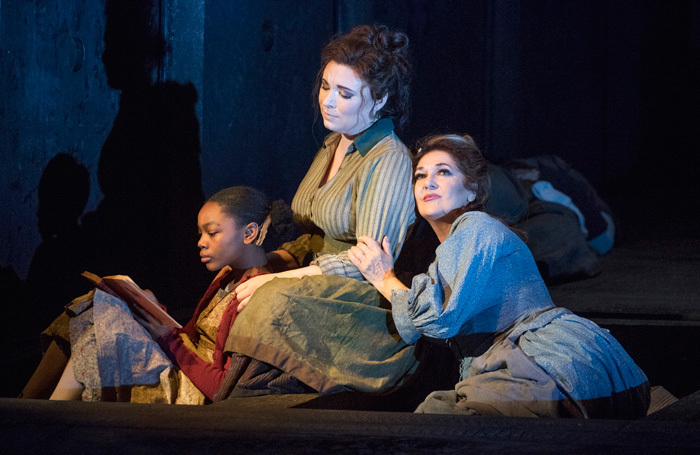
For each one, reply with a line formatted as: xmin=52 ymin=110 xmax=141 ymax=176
xmin=207 ymin=186 xmax=295 ymax=252
xmin=315 ymin=24 xmax=412 ymax=128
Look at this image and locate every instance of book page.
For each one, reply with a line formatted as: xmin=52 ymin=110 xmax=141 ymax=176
xmin=82 ymin=271 xmax=182 ymax=329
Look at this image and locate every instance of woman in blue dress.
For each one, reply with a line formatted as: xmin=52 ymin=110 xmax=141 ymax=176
xmin=348 ymin=133 xmax=650 ymax=418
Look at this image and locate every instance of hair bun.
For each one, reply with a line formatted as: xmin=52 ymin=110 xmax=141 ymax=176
xmin=370 ymin=25 xmax=409 ymax=55
xmin=264 ymin=199 xmax=296 ymax=252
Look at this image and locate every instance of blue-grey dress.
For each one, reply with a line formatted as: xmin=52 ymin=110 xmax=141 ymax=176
xmin=391 ymin=211 xmax=650 ymax=418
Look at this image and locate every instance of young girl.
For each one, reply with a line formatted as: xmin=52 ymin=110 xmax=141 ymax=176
xmin=24 ymin=186 xmax=294 ymax=404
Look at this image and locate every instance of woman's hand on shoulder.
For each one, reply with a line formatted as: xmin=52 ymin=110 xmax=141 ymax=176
xmin=234 ymin=274 xmax=276 ymax=312
xmin=234 ymin=265 xmax=323 ymax=312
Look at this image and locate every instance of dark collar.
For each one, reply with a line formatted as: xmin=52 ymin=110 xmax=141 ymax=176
xmin=323 ymin=117 xmax=395 ymax=157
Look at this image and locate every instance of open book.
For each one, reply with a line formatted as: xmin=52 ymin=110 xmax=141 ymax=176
xmin=82 ymin=271 xmax=182 ymax=329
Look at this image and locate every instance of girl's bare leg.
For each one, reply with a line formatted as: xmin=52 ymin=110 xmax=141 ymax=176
xmin=49 ymin=356 xmax=84 ymax=401
xmin=21 ymin=341 xmax=69 ymax=399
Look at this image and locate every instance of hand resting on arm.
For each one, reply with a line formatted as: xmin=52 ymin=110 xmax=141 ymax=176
xmin=348 ymin=235 xmax=408 ymax=300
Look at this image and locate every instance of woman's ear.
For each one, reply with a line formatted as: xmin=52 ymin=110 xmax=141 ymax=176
xmin=372 ymin=93 xmax=388 ymax=118
xmin=243 ymin=222 xmax=259 ymax=245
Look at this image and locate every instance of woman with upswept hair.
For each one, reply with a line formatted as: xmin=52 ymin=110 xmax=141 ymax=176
xmin=217 ymin=25 xmax=419 ymax=398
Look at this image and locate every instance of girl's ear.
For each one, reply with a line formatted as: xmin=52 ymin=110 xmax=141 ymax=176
xmin=243 ymin=222 xmax=259 ymax=245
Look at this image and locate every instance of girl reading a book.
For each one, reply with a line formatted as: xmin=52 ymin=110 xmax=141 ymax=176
xmin=22 ymin=186 xmax=296 ymax=404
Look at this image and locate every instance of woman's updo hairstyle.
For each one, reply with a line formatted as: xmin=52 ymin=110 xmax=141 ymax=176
xmin=316 ymin=24 xmax=412 ymax=128
xmin=413 ymin=134 xmax=491 ymax=212
xmin=207 ymin=186 xmax=295 ymax=252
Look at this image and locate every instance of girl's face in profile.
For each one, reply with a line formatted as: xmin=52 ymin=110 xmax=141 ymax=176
xmin=318 ymin=61 xmax=378 ymax=137
xmin=197 ymin=202 xmax=246 ymax=272
xmin=414 ymin=150 xmax=475 ymax=223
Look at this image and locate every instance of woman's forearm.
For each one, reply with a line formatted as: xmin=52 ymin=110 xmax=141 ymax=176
xmin=234 ymin=265 xmax=323 ymax=312
xmin=276 ymin=264 xmax=322 ymax=279
xmin=373 ymin=270 xmax=409 ymax=301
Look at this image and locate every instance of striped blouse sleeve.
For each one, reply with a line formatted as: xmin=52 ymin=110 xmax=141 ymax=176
xmin=313 ymin=148 xmax=416 ymax=279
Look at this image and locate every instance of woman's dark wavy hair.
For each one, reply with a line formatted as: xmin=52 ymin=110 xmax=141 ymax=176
xmin=206 ymin=186 xmax=295 ymax=252
xmin=315 ymin=24 xmax=412 ymax=128
xmin=413 ymin=134 xmax=491 ymax=213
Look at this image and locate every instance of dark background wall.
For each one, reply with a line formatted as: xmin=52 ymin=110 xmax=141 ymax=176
xmin=1 ymin=0 xmax=698 ymax=314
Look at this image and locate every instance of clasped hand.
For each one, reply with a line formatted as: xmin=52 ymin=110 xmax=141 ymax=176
xmin=348 ymin=235 xmax=395 ymax=287
xmin=234 ymin=274 xmax=276 ymax=312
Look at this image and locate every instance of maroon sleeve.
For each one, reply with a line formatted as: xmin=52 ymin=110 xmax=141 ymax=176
xmin=157 ymin=301 xmax=239 ymax=401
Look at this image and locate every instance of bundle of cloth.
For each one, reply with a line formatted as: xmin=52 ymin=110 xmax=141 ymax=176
xmin=485 ymin=155 xmax=615 ymax=283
